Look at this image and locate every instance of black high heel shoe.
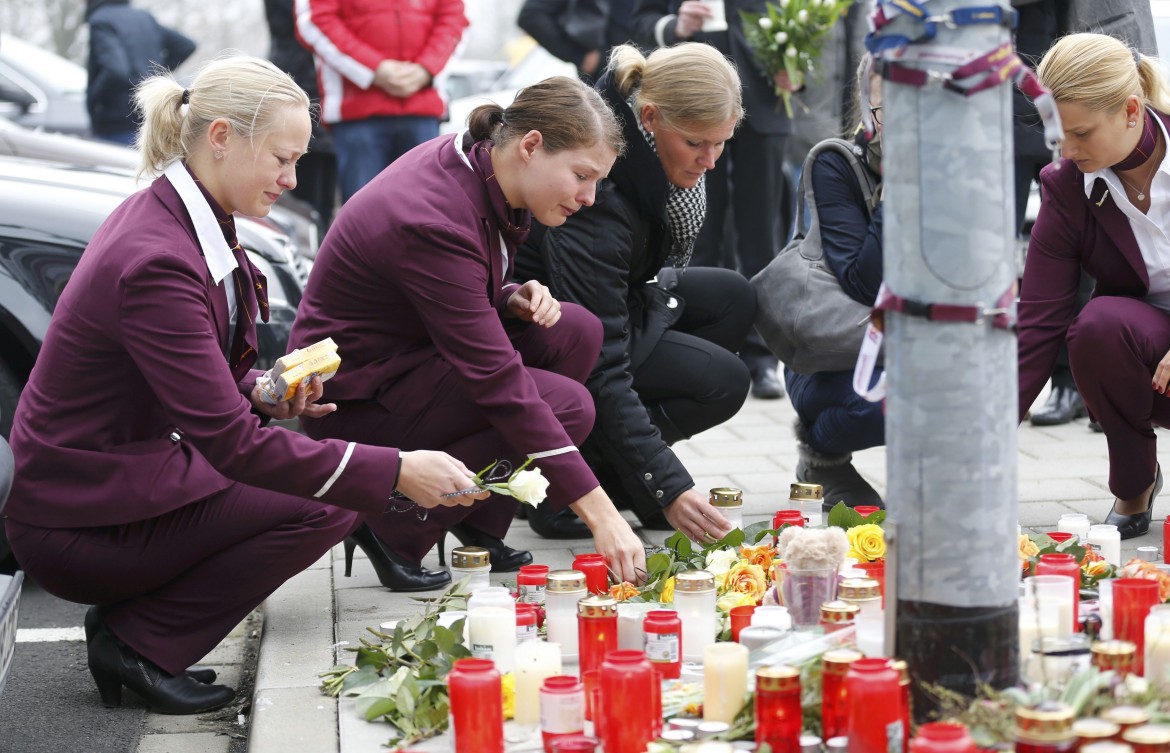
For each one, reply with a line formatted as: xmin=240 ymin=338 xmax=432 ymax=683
xmin=85 ymin=607 xmax=235 ymax=714
xmin=1105 ymin=465 xmax=1163 ymax=540
xmin=438 ymin=523 xmax=533 ymax=572
xmin=344 ymin=524 xmax=452 ymax=592
xmin=525 ymin=502 xmax=591 ymax=539
xmin=84 ymin=606 xmax=217 ymax=684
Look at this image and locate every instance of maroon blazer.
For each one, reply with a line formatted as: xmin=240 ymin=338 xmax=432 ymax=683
xmin=6 ymin=172 xmax=398 ymax=529
xmin=1017 ymin=109 xmax=1167 ymax=419
xmin=289 ymin=134 xmax=600 ymax=503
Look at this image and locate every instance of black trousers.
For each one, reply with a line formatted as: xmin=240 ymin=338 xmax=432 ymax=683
xmin=633 ymin=267 xmax=755 ymax=442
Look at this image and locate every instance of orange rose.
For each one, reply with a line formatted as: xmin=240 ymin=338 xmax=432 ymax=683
xmin=739 ymin=544 xmax=776 ymax=572
xmin=721 ymin=562 xmax=767 ymax=603
xmin=609 ymin=581 xmax=639 ymax=602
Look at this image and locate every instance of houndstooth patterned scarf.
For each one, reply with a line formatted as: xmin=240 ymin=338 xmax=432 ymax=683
xmin=631 ymin=95 xmax=707 ymax=270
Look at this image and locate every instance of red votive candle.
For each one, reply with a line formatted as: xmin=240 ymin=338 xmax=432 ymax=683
xmin=821 ymin=648 xmax=863 ymax=740
xmin=730 ymin=605 xmax=756 ymax=642
xmin=577 ymin=595 xmax=618 ymax=677
xmin=1036 ymin=553 xmax=1081 ymax=633
xmin=642 ymin=609 xmax=681 ymax=680
xmin=756 ymin=665 xmax=802 ymax=753
xmin=854 ymin=505 xmax=881 ymax=518
xmin=846 ymin=658 xmax=904 ymax=753
xmin=857 ymin=560 xmax=886 ymax=608
xmin=1047 ymin=531 xmax=1075 ymax=545
xmin=599 ymin=650 xmax=658 ymax=753
xmin=572 ymin=554 xmax=609 ymax=595
xmin=910 ymin=722 xmax=977 ymax=753
xmin=448 ymin=658 xmax=504 ymax=753
xmin=540 ymin=676 xmax=585 ymax=753
xmin=1113 ymin=578 xmax=1162 ymax=676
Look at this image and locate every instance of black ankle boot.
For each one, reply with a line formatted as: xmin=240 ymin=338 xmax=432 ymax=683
xmin=794 ymin=421 xmax=882 ymax=512
xmin=84 ymin=606 xmax=217 ymax=684
xmin=438 ymin=524 xmax=533 ymax=572
xmin=344 ymin=524 xmax=451 ymax=592
xmin=85 ymin=607 xmax=235 ymax=714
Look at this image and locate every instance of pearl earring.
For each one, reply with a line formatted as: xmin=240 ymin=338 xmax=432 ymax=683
xmin=1129 ymin=121 xmax=1137 ymax=128
xmin=214 ymin=150 xmax=224 ymax=159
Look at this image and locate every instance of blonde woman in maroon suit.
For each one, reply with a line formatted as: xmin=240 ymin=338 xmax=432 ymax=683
xmin=3 ymin=56 xmax=484 ymax=715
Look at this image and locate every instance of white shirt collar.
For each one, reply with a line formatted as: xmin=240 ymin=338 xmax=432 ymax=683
xmin=163 ymin=160 xmax=239 ymax=285
xmin=1083 ymin=113 xmax=1170 ymax=199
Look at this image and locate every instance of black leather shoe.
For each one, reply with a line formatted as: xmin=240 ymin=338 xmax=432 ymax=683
xmin=344 ymin=524 xmax=452 ymax=592
xmin=637 ymin=510 xmax=677 ymax=531
xmin=525 ymin=502 xmax=591 ymax=540
xmin=85 ymin=607 xmax=236 ymax=714
xmin=1105 ymin=466 xmax=1163 ymax=540
xmin=1089 ymin=420 xmax=1104 ymax=433
xmin=438 ymin=524 xmax=533 ymax=572
xmin=84 ymin=607 xmax=217 ymax=684
xmin=751 ymin=367 xmax=785 ymax=400
xmin=1030 ymin=385 xmax=1086 ymax=426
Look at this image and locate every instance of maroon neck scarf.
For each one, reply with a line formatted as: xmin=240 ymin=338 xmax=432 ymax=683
xmin=464 ymin=136 xmax=532 ymax=246
xmin=1113 ymin=111 xmax=1160 ymax=171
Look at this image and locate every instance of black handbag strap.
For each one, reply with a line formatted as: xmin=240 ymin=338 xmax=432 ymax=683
xmin=795 ymin=138 xmax=878 ymax=261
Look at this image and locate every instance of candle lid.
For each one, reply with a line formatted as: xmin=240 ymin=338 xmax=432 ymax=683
xmin=822 ymin=648 xmax=864 ymax=673
xmin=577 ymin=594 xmax=618 ymax=617
xmin=450 ymin=546 xmax=490 ymax=568
xmin=660 ymin=729 xmax=696 ymax=743
xmin=1014 ymin=703 xmax=1075 ymax=741
xmin=824 ymin=737 xmax=848 ymax=751
xmin=1101 ymin=705 xmax=1150 ymax=725
xmin=518 ymin=564 xmax=550 ymax=578
xmin=819 ymin=600 xmax=859 ymax=623
xmin=1137 ymin=546 xmax=1160 ymax=561
xmin=546 ymin=570 xmax=587 ymax=592
xmin=889 ymin=659 xmax=910 ymax=686
xmin=695 ymin=720 xmax=731 ymax=738
xmin=675 ymin=569 xmax=716 ymax=592
xmin=709 ymin=487 xmax=743 ymax=507
xmin=1124 ymin=725 xmax=1170 ymax=744
xmin=1092 ymin=639 xmax=1138 ymax=657
xmin=668 ymin=718 xmax=703 ymax=731
xmin=838 ymin=577 xmax=882 ymax=601
xmin=756 ymin=665 xmax=800 ymax=692
xmin=1072 ymin=718 xmax=1122 ymax=739
xmin=789 ymin=482 xmax=823 ymax=500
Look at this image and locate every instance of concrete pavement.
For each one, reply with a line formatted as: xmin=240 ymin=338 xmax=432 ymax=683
xmin=244 ymin=387 xmax=1164 ymax=752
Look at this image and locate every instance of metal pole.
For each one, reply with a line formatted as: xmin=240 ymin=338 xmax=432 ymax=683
xmin=880 ymin=0 xmax=1021 ymax=715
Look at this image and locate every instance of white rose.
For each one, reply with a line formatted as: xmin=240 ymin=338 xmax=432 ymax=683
xmin=786 ymin=46 xmax=798 ymax=58
xmin=797 ymin=8 xmax=809 ymax=22
xmin=759 ymin=17 xmax=773 ymax=30
xmin=704 ymin=548 xmax=738 ymax=576
xmin=778 ymin=0 xmax=788 ymax=7
xmin=506 ymin=469 xmax=549 ymax=507
xmin=774 ymin=31 xmax=788 ymax=44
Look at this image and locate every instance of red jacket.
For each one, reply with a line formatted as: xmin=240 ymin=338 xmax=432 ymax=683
xmin=294 ymin=0 xmax=467 ymax=124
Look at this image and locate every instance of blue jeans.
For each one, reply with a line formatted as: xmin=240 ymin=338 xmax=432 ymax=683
xmin=785 ymin=367 xmax=885 ymax=457
xmin=331 ymin=115 xmax=439 ymax=202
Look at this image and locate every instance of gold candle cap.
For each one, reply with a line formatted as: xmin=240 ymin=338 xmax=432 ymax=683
xmin=1080 ymin=744 xmax=1135 ymax=753
xmin=1124 ymin=725 xmax=1170 ymax=744
xmin=545 ymin=569 xmax=587 ymax=592
xmin=819 ymin=600 xmax=860 ymax=623
xmin=838 ymin=577 xmax=882 ymax=602
xmin=756 ymin=665 xmax=800 ymax=692
xmin=789 ymin=482 xmax=823 ymax=501
xmin=822 ymin=648 xmax=864 ymax=674
xmin=1014 ymin=703 xmax=1076 ymax=742
xmin=1093 ymin=639 xmax=1138 ymax=657
xmin=1073 ymin=718 xmax=1122 ymax=739
xmin=709 ymin=487 xmax=743 ymax=507
xmin=1102 ymin=705 xmax=1151 ymax=726
xmin=889 ymin=659 xmax=910 ymax=686
xmin=450 ymin=546 xmax=489 ymax=568
xmin=674 ymin=569 xmax=716 ymax=592
xmin=577 ymin=593 xmax=618 ymax=617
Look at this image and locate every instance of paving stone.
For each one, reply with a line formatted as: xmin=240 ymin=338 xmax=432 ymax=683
xmin=249 ymin=686 xmax=338 ymax=753
xmin=137 ymin=732 xmax=230 ymax=753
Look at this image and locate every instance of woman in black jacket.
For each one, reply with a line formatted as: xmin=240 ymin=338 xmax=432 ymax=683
xmin=516 ymin=43 xmax=755 ymax=542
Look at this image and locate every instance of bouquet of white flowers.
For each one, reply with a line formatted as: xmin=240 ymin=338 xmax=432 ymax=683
xmin=740 ymin=0 xmax=855 ymax=117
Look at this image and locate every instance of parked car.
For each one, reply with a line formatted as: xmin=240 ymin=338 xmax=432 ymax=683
xmin=0 ymin=34 xmax=90 ymax=136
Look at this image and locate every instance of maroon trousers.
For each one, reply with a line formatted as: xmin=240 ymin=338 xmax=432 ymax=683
xmin=304 ymin=303 xmax=601 ymax=564
xmin=6 ymin=486 xmax=356 ymax=676
xmin=1067 ymin=295 xmax=1170 ymax=499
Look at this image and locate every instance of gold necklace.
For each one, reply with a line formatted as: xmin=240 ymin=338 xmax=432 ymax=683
xmin=1117 ymin=139 xmax=1163 ymax=202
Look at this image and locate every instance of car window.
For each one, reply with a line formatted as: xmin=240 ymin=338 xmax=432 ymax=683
xmin=0 ymin=235 xmax=81 ymax=312
xmin=0 ymin=36 xmax=86 ymax=96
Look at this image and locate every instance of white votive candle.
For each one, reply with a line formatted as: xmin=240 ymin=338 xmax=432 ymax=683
xmin=467 ymin=586 xmax=517 ymax=673
xmin=751 ymin=605 xmax=792 ymax=631
xmin=513 ymin=640 xmax=562 ymax=726
xmin=1146 ymin=604 xmax=1170 ymax=687
xmin=703 ymin=642 xmax=749 ymax=724
xmin=1018 ymin=595 xmax=1060 ymax=664
xmin=1099 ymin=579 xmax=1115 ymax=640
xmin=1057 ymin=513 xmax=1091 ymax=541
xmin=617 ymin=603 xmax=649 ymax=651
xmin=1088 ymin=524 xmax=1121 ymax=566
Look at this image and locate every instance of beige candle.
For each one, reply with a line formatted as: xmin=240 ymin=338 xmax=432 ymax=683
xmin=1145 ymin=604 xmax=1170 ymax=687
xmin=512 ymin=640 xmax=562 ymax=726
xmin=703 ymin=642 xmax=749 ymax=724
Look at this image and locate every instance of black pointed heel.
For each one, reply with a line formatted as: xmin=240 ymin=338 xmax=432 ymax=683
xmin=85 ymin=607 xmax=236 ymax=714
xmin=446 ymin=523 xmax=533 ymax=573
xmin=438 ymin=532 xmax=447 ymax=568
xmin=1105 ymin=465 xmax=1163 ymax=540
xmin=344 ymin=524 xmax=451 ymax=592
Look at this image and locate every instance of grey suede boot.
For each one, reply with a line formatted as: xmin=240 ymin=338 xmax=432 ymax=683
xmin=793 ymin=420 xmax=884 ymax=512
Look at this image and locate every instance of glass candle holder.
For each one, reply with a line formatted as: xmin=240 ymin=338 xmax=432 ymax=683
xmin=773 ymin=509 xmax=806 ymax=545
xmin=1024 ymin=634 xmax=1092 ymax=686
xmin=779 ymin=565 xmax=839 ymax=629
xmin=845 ymin=658 xmax=904 ymax=753
xmin=703 ymin=642 xmax=749 ymax=724
xmin=518 ymin=564 xmax=550 ymax=607
xmin=1099 ymin=579 xmax=1116 ymax=641
xmin=857 ymin=560 xmax=886 ymax=608
xmin=1091 ymin=639 xmax=1137 ymax=676
xmin=514 ymin=639 xmax=563 ymax=726
xmin=545 ymin=570 xmax=586 ymax=659
xmin=540 ymin=675 xmax=584 ymax=753
xmin=550 ymin=735 xmax=601 ymax=753
xmin=451 ymin=546 xmax=492 ymax=593
xmin=516 ymin=602 xmax=539 ymax=644
xmin=1036 ymin=553 xmax=1081 ymax=634
xmin=1013 ymin=702 xmax=1076 ymax=753
xmin=467 ymin=586 xmax=517 ymax=673
xmin=1113 ymin=578 xmax=1162 ymax=676
xmin=909 ymin=722 xmax=977 ymax=753
xmin=1019 ymin=595 xmax=1060 ymax=665
xmin=572 ymin=554 xmax=609 ymax=595
xmin=839 ymin=577 xmax=883 ymax=622
xmin=820 ymin=600 xmax=859 ymax=634
xmin=599 ymin=650 xmax=659 ymax=753
xmin=1089 ymin=524 xmax=1122 ymax=567
xmin=674 ymin=570 xmax=717 ymax=662
xmin=449 ymin=658 xmax=504 ymax=753
xmin=729 ymin=605 xmax=756 ymax=642
xmin=617 ymin=602 xmax=651 ymax=651
xmin=756 ymin=665 xmax=802 ymax=753
xmin=710 ymin=487 xmax=744 ymax=531
xmin=1023 ymin=575 xmax=1075 ymax=639
xmin=643 ymin=609 xmax=681 ymax=680
xmin=790 ymin=482 xmax=824 ymax=527
xmin=752 ymin=605 xmax=792 ymax=630
xmin=821 ymin=648 xmax=863 ymax=740
xmin=739 ymin=625 xmax=786 ymax=651
xmin=1071 ymin=718 xmax=1122 ymax=745
xmin=1057 ymin=513 xmax=1091 ymax=541
xmin=576 ymin=594 xmax=618 ymax=676
xmin=1146 ymin=604 xmax=1170 ymax=687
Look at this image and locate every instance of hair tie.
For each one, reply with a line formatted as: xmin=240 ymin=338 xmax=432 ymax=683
xmin=1133 ymin=48 xmax=1142 ymax=68
xmin=181 ymin=89 xmax=190 ymax=104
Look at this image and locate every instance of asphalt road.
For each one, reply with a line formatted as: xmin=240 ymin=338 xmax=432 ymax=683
xmin=0 ymin=580 xmax=145 ymax=753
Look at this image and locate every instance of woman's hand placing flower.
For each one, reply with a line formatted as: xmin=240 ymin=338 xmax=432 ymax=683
xmin=472 ymin=459 xmax=549 ymax=507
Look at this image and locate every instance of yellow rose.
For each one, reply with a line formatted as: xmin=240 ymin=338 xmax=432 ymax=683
xmin=1084 ymin=561 xmax=1110 ymax=578
xmin=721 ymin=561 xmax=767 ymax=602
xmin=739 ymin=544 xmax=776 ymax=572
xmin=501 ymin=672 xmax=515 ymax=720
xmin=846 ymin=524 xmax=886 ymax=563
xmin=846 ymin=547 xmax=864 ymax=563
xmin=660 ymin=576 xmax=676 ymax=604
xmin=716 ymin=591 xmax=758 ymax=612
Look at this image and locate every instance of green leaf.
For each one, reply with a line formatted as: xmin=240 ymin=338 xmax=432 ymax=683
xmin=646 ymin=551 xmax=673 ymax=578
xmin=718 ymin=527 xmax=746 ymax=548
xmin=432 ymin=624 xmax=457 ymax=655
xmin=666 ymin=530 xmax=692 ymax=558
xmin=826 ymin=501 xmax=860 ymax=528
xmin=743 ymin=520 xmax=773 ymax=543
xmin=414 ymin=639 xmax=438 ymax=661
xmin=397 ymin=684 xmax=417 ymax=717
xmin=339 ymin=664 xmax=381 ymax=694
xmin=358 ymin=696 xmax=397 ymax=721
xmin=866 ymin=510 xmax=887 ymax=526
